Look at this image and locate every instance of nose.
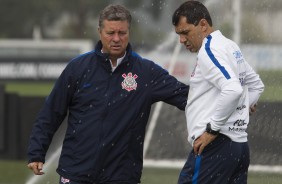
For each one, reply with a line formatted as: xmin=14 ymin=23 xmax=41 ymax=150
xmin=179 ymin=35 xmax=186 ymax=44
xmin=112 ymin=33 xmax=120 ymax=42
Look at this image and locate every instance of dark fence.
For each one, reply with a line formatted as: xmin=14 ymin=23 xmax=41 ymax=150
xmin=0 ymin=88 xmax=45 ymax=159
xmin=0 ymin=85 xmax=281 ymax=166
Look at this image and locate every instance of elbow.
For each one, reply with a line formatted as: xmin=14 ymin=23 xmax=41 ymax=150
xmin=234 ymin=87 xmax=243 ymax=100
xmin=235 ymin=84 xmax=243 ymax=96
xmin=260 ymin=83 xmax=265 ymax=93
xmin=223 ymin=81 xmax=243 ymax=100
xmin=230 ymin=87 xmax=243 ymax=102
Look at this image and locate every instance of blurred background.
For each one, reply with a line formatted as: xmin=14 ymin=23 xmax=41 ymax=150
xmin=0 ymin=0 xmax=282 ymax=183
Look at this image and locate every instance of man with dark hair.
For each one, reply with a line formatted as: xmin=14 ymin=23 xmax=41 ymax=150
xmin=27 ymin=4 xmax=189 ymax=184
xmin=172 ymin=1 xmax=264 ymax=184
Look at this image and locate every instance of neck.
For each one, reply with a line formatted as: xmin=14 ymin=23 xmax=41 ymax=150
xmin=205 ymin=27 xmax=214 ymax=37
xmin=110 ymin=57 xmax=117 ymax=67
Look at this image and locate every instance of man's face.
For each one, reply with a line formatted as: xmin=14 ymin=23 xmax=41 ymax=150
xmin=175 ymin=16 xmax=205 ymax=53
xmin=99 ymin=20 xmax=129 ymax=59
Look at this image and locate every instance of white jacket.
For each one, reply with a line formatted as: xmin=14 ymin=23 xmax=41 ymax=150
xmin=186 ymin=30 xmax=264 ymax=145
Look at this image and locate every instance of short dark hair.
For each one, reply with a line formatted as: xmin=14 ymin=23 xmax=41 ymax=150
xmin=172 ymin=0 xmax=212 ymax=27
xmin=99 ymin=4 xmax=132 ymax=29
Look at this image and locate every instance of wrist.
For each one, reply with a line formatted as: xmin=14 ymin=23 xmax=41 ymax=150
xmin=206 ymin=123 xmax=220 ymax=136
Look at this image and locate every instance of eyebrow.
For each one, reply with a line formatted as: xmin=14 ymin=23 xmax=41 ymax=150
xmin=176 ymin=29 xmax=189 ymax=35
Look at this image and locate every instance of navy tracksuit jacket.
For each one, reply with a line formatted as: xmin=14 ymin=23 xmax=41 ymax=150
xmin=28 ymin=41 xmax=189 ymax=183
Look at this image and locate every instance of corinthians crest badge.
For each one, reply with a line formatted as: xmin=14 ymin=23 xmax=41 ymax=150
xmin=121 ymin=72 xmax=138 ymax=92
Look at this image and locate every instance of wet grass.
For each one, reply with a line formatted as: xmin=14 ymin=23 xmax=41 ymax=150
xmin=0 ymin=160 xmax=281 ymax=184
xmin=258 ymin=70 xmax=282 ymax=102
xmin=1 ymin=81 xmax=54 ymax=96
xmin=1 ymin=70 xmax=281 ymax=101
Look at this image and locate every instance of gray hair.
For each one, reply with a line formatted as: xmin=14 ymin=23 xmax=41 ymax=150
xmin=99 ymin=4 xmax=132 ymax=29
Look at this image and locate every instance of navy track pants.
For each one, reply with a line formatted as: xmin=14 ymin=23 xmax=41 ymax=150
xmin=178 ymin=134 xmax=250 ymax=184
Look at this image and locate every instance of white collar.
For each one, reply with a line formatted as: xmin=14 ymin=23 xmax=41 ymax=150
xmin=101 ymin=50 xmax=126 ymax=72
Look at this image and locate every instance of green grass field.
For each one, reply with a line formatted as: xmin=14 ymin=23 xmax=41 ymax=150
xmin=2 ymin=81 xmax=54 ymax=96
xmin=257 ymin=70 xmax=282 ymax=102
xmin=2 ymin=70 xmax=282 ymax=101
xmin=0 ymin=159 xmax=281 ymax=184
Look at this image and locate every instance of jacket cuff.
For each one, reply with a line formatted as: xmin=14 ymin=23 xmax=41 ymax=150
xmin=28 ymin=157 xmax=45 ymax=164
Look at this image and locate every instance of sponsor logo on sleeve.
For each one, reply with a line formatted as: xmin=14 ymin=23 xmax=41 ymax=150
xmin=228 ymin=119 xmax=247 ymax=132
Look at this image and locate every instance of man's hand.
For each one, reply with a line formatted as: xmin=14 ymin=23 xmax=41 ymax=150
xmin=249 ymin=104 xmax=257 ymax=116
xmin=27 ymin=162 xmax=45 ymax=175
xmin=193 ymin=132 xmax=217 ymax=155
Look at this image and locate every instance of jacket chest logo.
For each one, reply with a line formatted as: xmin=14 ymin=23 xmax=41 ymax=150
xmin=121 ymin=72 xmax=138 ymax=92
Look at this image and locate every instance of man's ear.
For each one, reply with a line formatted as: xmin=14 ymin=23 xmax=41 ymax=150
xmin=98 ymin=27 xmax=102 ymax=39
xmin=199 ymin=19 xmax=208 ymax=32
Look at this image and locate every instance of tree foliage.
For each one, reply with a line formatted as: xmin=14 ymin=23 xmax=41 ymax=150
xmin=0 ymin=0 xmax=144 ymax=39
xmin=0 ymin=0 xmax=281 ymax=44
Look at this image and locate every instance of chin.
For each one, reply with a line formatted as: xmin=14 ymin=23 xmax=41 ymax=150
xmin=112 ymin=50 xmax=124 ymax=56
xmin=189 ymin=48 xmax=198 ymax=53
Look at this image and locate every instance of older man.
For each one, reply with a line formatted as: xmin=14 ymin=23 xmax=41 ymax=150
xmin=27 ymin=4 xmax=188 ymax=184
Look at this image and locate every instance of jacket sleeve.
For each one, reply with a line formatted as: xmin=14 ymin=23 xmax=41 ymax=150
xmin=150 ymin=61 xmax=189 ymax=110
xmin=199 ymin=48 xmax=243 ymax=131
xmin=244 ymin=62 xmax=264 ymax=107
xmin=27 ymin=61 xmax=77 ymax=163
